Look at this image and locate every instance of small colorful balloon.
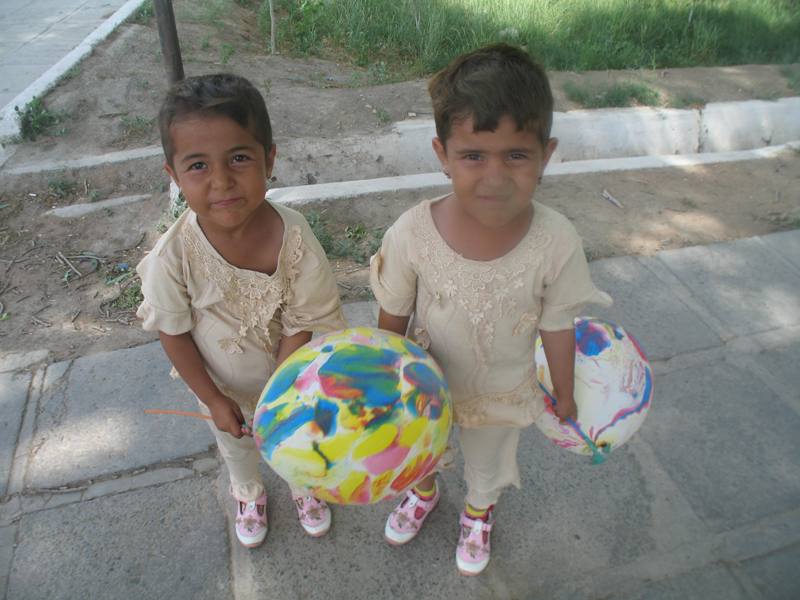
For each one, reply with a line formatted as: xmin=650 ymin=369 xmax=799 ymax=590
xmin=253 ymin=327 xmax=452 ymax=504
xmin=535 ymin=317 xmax=653 ymax=463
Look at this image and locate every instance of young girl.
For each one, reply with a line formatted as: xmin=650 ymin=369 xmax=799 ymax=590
xmin=370 ymin=44 xmax=612 ymax=575
xmin=137 ymin=74 xmax=345 ymax=548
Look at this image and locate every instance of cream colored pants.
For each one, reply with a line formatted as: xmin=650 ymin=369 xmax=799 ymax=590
xmin=199 ymin=401 xmax=265 ymax=502
xmin=458 ymin=426 xmax=522 ymax=508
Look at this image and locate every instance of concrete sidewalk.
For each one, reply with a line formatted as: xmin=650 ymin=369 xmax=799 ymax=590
xmin=1 ymin=229 xmax=798 ymax=600
xmin=0 ymin=0 xmax=140 ymax=141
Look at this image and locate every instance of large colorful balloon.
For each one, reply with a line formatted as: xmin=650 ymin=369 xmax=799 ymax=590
xmin=535 ymin=317 xmax=653 ymax=463
xmin=253 ymin=327 xmax=452 ymax=504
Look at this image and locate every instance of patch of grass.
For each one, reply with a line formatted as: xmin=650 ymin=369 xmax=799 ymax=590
xmin=781 ymin=65 xmax=800 ymax=94
xmin=132 ymin=0 xmax=154 ymax=24
xmin=258 ymin=1 xmax=275 ymax=51
xmin=376 ymin=108 xmax=391 ymax=124
xmin=47 ymin=178 xmax=78 ymax=199
xmin=14 ymin=97 xmax=65 ymax=141
xmin=564 ymin=81 xmax=660 ymax=108
xmin=111 ymin=278 xmax=144 ymax=310
xmin=201 ymin=36 xmax=212 ymax=51
xmin=306 ymin=211 xmax=334 ymax=254
xmin=59 ymin=65 xmax=81 ymax=84
xmin=305 ymin=212 xmax=385 ymax=264
xmin=220 ymin=43 xmax=235 ymax=64
xmin=668 ymin=93 xmax=706 ymax=109
xmin=120 ymin=115 xmax=154 ymax=140
xmin=273 ymin=0 xmax=800 ymax=75
xmin=279 ymin=0 xmax=326 ymax=54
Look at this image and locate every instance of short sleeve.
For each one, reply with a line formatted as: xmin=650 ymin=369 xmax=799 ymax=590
xmin=369 ymin=223 xmax=417 ymax=317
xmin=135 ymin=249 xmax=193 ymax=335
xmin=280 ymin=224 xmax=346 ymax=337
xmin=539 ymin=236 xmax=612 ymax=332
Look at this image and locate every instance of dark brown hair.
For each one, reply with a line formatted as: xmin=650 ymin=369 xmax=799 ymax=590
xmin=428 ymin=43 xmax=553 ymax=147
xmin=158 ymin=73 xmax=272 ymax=166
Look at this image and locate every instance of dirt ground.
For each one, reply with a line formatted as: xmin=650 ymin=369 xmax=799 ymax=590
xmin=0 ymin=1 xmax=799 ymax=362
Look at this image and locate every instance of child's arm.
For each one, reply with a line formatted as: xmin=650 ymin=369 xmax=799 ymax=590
xmin=378 ymin=308 xmax=410 ymax=337
xmin=276 ymin=330 xmax=312 ymax=366
xmin=539 ymin=328 xmax=577 ymax=423
xmin=159 ymin=331 xmax=247 ymax=438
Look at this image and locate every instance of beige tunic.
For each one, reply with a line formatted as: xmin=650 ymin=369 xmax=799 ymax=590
xmin=370 ymin=198 xmax=611 ymax=429
xmin=137 ymin=201 xmax=345 ymax=414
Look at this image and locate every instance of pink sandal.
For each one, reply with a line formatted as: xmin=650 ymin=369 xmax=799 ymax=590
xmin=384 ymin=484 xmax=440 ymax=545
xmin=234 ymin=491 xmax=268 ymax=548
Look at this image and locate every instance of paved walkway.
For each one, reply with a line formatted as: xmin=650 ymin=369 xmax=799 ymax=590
xmin=0 ymin=0 xmax=142 ymax=145
xmin=2 ymin=229 xmax=798 ymax=600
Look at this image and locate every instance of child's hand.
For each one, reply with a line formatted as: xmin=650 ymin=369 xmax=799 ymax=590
xmin=553 ymin=393 xmax=578 ymax=423
xmin=208 ymin=395 xmax=249 ymax=438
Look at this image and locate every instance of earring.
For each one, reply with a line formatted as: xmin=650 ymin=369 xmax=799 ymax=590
xmin=443 ymin=170 xmax=451 ymax=179
xmin=538 ymin=175 xmax=543 ymax=183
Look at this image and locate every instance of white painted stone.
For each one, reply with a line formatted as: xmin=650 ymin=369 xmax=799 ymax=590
xmin=700 ymin=98 xmax=800 ymax=152
xmin=552 ymin=107 xmax=701 ymax=161
xmin=46 ymin=194 xmax=151 ymax=218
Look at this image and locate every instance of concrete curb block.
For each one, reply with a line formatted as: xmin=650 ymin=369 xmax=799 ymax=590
xmin=0 ymin=0 xmax=147 ymax=142
xmin=46 ymin=193 xmax=152 ymax=218
xmin=266 ymin=141 xmax=800 ymax=208
xmin=4 ymin=145 xmax=162 ymax=176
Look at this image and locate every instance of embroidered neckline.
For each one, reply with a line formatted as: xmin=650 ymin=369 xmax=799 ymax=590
xmin=181 ymin=205 xmax=305 ymax=354
xmin=188 ymin=205 xmax=286 ymax=279
xmin=423 ymin=195 xmax=538 ymax=266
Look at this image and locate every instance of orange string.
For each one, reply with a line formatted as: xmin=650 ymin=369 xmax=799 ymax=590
xmin=143 ymin=409 xmax=212 ymax=421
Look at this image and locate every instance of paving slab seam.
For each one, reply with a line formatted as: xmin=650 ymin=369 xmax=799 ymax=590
xmin=5 ymin=368 xmax=45 ymax=497
xmin=724 ymin=354 xmax=800 ymax=419
xmin=722 ymin=561 xmax=769 ymax=600
xmin=754 ymin=235 xmax=800 ymax=278
xmin=23 ymin=361 xmax=75 ymax=494
xmin=0 ymin=523 xmax=14 ymax=600
xmin=214 ymin=469 xmax=250 ymax=600
xmin=543 ymin=507 xmax=800 ymax=598
xmin=649 ymin=323 xmax=800 ymax=375
xmin=636 ymin=255 xmax=736 ymax=342
xmin=0 ymin=454 xmax=219 ymax=526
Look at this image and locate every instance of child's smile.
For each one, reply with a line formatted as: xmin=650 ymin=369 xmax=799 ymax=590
xmin=165 ymin=115 xmax=276 ymax=235
xmin=433 ymin=115 xmax=557 ymax=229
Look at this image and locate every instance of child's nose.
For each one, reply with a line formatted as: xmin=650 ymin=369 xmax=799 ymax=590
xmin=484 ymin=156 xmax=509 ymax=183
xmin=210 ymin=165 xmax=235 ymax=189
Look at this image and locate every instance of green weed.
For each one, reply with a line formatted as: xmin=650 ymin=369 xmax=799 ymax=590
xmin=132 ymin=0 xmax=154 ymax=24
xmin=120 ymin=115 xmax=154 ymax=140
xmin=376 ymin=108 xmax=391 ymax=124
xmin=14 ymin=98 xmax=65 ymax=141
xmin=111 ymin=279 xmax=144 ymax=310
xmin=220 ymin=43 xmax=235 ymax=64
xmin=258 ymin=1 xmax=274 ymax=51
xmin=669 ymin=93 xmax=706 ymax=109
xmin=47 ymin=178 xmax=78 ymax=199
xmin=565 ymin=81 xmax=660 ymax=108
xmin=781 ymin=65 xmax=800 ymax=94
xmin=306 ymin=211 xmax=334 ymax=254
xmin=201 ymin=36 xmax=212 ymax=51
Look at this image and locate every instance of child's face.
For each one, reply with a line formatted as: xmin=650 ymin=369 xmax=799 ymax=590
xmin=433 ymin=114 xmax=557 ymax=229
xmin=164 ymin=114 xmax=276 ymax=232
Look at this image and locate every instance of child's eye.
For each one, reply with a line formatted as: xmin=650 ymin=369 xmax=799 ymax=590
xmin=508 ymin=152 xmax=529 ymax=160
xmin=187 ymin=161 xmax=206 ymax=171
xmin=463 ymin=153 xmax=482 ymax=161
xmin=232 ymin=154 xmax=251 ymax=163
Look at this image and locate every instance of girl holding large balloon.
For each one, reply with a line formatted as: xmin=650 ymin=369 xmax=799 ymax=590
xmin=369 ymin=44 xmax=613 ymax=576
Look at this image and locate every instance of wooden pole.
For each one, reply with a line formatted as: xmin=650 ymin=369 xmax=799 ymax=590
xmin=153 ymin=0 xmax=184 ymax=85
